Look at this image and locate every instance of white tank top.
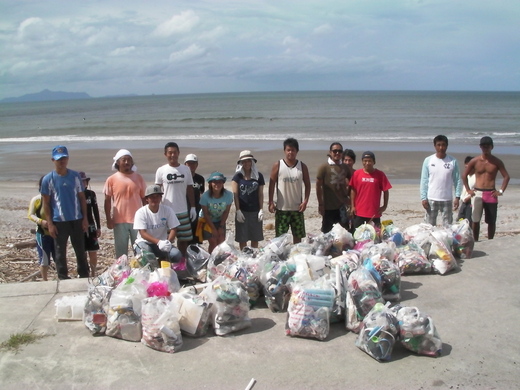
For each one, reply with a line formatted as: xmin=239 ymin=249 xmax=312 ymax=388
xmin=276 ymin=159 xmax=303 ymax=211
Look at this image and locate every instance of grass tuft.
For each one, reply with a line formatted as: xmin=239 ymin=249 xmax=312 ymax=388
xmin=0 ymin=331 xmax=47 ymax=353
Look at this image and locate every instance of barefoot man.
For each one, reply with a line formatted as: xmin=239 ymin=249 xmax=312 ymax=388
xmin=463 ymin=136 xmax=510 ymax=241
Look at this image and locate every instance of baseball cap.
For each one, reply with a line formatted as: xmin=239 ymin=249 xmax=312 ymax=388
xmin=52 ymin=146 xmax=69 ymax=160
xmin=145 ymin=185 xmax=163 ymax=197
xmin=184 ymin=154 xmax=198 ymax=163
xmin=207 ymin=171 xmax=227 ymax=183
xmin=361 ymin=151 xmax=376 ymax=162
xmin=79 ymin=171 xmax=90 ymax=181
xmin=479 ymin=136 xmax=493 ymax=146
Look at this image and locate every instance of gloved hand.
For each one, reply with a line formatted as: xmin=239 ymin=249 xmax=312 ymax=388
xmin=236 ymin=210 xmax=245 ymax=223
xmin=157 ymin=240 xmax=172 ymax=252
xmin=258 ymin=209 xmax=264 ymax=222
xmin=189 ymin=207 xmax=197 ymax=222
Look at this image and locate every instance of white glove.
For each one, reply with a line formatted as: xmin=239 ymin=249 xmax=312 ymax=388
xmin=189 ymin=207 xmax=197 ymax=222
xmin=236 ymin=210 xmax=245 ymax=223
xmin=258 ymin=209 xmax=264 ymax=222
xmin=157 ymin=240 xmax=172 ymax=252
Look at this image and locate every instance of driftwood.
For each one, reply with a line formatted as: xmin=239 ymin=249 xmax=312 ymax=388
xmin=12 ymin=240 xmax=36 ymax=250
xmin=19 ymin=270 xmax=40 ymax=282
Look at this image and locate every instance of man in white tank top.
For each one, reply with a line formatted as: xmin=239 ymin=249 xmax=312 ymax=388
xmin=268 ymin=138 xmax=311 ymax=243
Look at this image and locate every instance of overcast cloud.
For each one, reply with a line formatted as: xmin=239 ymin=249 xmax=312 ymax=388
xmin=1 ymin=0 xmax=519 ymax=98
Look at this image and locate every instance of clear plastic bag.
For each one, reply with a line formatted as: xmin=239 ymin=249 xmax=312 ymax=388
xmin=356 ymin=302 xmax=399 ymax=361
xmin=451 ymin=219 xmax=474 ymax=259
xmin=84 ymin=285 xmax=112 ymax=335
xmin=346 ymin=267 xmax=384 ymax=333
xmin=397 ymin=243 xmax=432 ymax=274
xmin=393 ymin=305 xmax=442 ymax=357
xmin=285 ymin=278 xmax=334 ymax=340
xmin=262 ymin=260 xmax=296 ymax=313
xmin=201 ymin=276 xmax=252 ymax=336
xmin=186 ymin=244 xmax=210 ymax=281
xmin=141 ymin=296 xmax=183 ymax=353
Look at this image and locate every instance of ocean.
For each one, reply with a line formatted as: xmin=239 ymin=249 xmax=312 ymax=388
xmin=0 ymin=90 xmax=519 ymax=155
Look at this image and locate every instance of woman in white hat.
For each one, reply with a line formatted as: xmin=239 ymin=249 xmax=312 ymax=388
xmin=232 ymin=150 xmax=265 ymax=249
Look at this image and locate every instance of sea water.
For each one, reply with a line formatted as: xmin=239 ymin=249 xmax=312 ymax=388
xmin=0 ymin=90 xmax=519 ymax=154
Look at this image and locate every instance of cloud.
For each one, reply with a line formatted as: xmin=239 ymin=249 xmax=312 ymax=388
xmin=0 ymin=0 xmax=519 ymax=98
xmin=153 ymin=10 xmax=200 ymax=37
xmin=169 ymin=44 xmax=208 ymax=63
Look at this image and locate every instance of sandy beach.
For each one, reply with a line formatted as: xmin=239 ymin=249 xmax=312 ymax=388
xmin=0 ymin=145 xmax=518 ymax=282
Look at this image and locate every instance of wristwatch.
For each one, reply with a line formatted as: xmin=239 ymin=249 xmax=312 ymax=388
xmin=498 ymin=189 xmax=503 ymax=195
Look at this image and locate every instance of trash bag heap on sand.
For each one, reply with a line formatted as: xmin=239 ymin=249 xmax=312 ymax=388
xmin=55 ymin=218 xmax=474 ymax=361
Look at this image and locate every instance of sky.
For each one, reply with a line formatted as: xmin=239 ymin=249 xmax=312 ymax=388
xmin=1 ymin=0 xmax=519 ymax=99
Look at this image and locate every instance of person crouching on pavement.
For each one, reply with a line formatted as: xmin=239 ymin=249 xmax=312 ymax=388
xmin=133 ymin=185 xmax=182 ymax=265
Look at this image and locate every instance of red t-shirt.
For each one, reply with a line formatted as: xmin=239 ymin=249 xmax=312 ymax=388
xmin=350 ymin=169 xmax=392 ymax=218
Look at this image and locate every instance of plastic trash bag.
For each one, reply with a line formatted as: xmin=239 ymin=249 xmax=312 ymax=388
xmin=84 ymin=285 xmax=112 ymax=335
xmin=186 ymin=244 xmax=210 ymax=281
xmin=393 ymin=305 xmax=442 ymax=357
xmin=451 ymin=219 xmax=474 ymax=259
xmin=346 ymin=267 xmax=384 ymax=333
xmin=356 ymin=302 xmax=399 ymax=361
xmin=261 ymin=260 xmax=296 ymax=313
xmin=141 ymin=296 xmax=183 ymax=353
xmin=105 ymin=285 xmax=142 ymax=342
xmin=285 ymin=278 xmax=334 ymax=340
xmin=95 ymin=255 xmax=132 ymax=288
xmin=171 ymin=292 xmax=213 ymax=337
xmin=429 ymin=229 xmax=459 ymax=275
xmin=201 ymin=276 xmax=252 ymax=336
xmin=397 ymin=243 xmax=432 ymax=274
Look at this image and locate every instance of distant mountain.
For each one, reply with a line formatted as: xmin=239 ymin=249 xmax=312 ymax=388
xmin=1 ymin=89 xmax=91 ymax=103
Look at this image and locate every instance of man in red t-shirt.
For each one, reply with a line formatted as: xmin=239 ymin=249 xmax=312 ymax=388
xmin=350 ymin=151 xmax=392 ymax=229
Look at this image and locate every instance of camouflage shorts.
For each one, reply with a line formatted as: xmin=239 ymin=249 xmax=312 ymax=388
xmin=275 ymin=210 xmax=306 ymax=239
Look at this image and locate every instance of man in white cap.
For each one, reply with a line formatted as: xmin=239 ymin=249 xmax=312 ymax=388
xmin=155 ymin=142 xmax=196 ymax=255
xmin=184 ymin=153 xmax=205 ymax=244
xmin=103 ymin=149 xmax=147 ymax=258
xmin=41 ymin=145 xmax=89 ymax=279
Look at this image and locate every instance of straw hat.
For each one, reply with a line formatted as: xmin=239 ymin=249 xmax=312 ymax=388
xmin=237 ymin=150 xmax=257 ymax=164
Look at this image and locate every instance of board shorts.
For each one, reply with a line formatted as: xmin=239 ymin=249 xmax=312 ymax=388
xmin=275 ymin=210 xmax=306 ymax=239
xmin=176 ymin=211 xmax=194 ymax=242
xmin=472 ymin=190 xmax=498 ymax=224
xmin=85 ymin=224 xmax=100 ymax=252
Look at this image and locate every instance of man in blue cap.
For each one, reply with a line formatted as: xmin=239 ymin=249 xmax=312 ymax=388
xmin=41 ymin=146 xmax=89 ymax=279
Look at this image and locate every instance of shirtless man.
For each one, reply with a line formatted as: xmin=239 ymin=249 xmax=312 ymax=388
xmin=463 ymin=136 xmax=510 ymax=241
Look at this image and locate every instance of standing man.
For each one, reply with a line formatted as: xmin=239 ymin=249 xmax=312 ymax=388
xmin=463 ymin=136 xmax=510 ymax=241
xmin=316 ymin=142 xmax=352 ymax=233
xmin=350 ymin=151 xmax=392 ymax=229
xmin=268 ymin=137 xmax=311 ymax=244
xmin=104 ymin=149 xmax=147 ymax=258
xmin=41 ymin=146 xmax=89 ymax=279
xmin=155 ymin=142 xmax=196 ymax=255
xmin=420 ymin=135 xmax=462 ymax=227
xmin=184 ymin=153 xmax=205 ymax=244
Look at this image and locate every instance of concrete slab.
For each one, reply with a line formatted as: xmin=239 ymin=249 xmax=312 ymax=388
xmin=0 ymin=236 xmax=518 ymax=389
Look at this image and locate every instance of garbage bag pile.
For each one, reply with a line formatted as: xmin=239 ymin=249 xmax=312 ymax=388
xmin=56 ymin=219 xmax=471 ymax=358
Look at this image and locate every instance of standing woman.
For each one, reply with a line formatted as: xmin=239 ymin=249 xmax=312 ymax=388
xmin=200 ymin=172 xmax=233 ymax=253
xmin=232 ymin=150 xmax=265 ymax=249
xmin=28 ymin=176 xmax=56 ymax=281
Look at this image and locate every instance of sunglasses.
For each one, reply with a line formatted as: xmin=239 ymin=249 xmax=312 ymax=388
xmin=331 ymin=149 xmax=343 ymax=154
